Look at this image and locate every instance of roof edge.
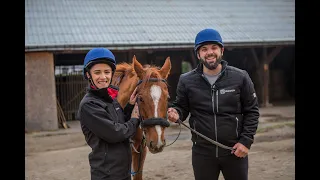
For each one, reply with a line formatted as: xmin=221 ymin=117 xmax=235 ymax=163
xmin=25 ymin=40 xmax=295 ymax=52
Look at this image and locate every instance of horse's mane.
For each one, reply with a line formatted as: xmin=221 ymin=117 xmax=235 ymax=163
xmin=115 ymin=62 xmax=133 ymax=72
xmin=139 ymin=65 xmax=169 ymax=90
xmin=113 ymin=62 xmax=168 ymax=91
xmin=113 ymin=62 xmax=134 ymax=87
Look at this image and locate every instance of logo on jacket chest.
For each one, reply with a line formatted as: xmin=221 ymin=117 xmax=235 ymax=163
xmin=220 ymin=89 xmax=235 ymax=94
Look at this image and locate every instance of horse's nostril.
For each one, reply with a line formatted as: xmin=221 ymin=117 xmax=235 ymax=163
xmin=149 ymin=141 xmax=153 ymax=148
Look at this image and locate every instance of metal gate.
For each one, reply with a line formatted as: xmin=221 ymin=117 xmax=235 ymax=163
xmin=55 ymin=72 xmax=88 ymax=121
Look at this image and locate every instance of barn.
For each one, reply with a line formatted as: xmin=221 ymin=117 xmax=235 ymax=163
xmin=25 ymin=0 xmax=295 ymax=131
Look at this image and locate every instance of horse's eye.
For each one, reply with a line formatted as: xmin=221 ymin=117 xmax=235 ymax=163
xmin=139 ymin=96 xmax=144 ymax=102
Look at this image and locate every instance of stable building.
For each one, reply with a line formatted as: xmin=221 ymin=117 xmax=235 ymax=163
xmin=25 ymin=0 xmax=295 ymax=131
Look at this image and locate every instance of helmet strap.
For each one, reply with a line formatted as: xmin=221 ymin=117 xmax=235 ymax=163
xmin=85 ymin=67 xmax=99 ymax=89
xmin=89 ymin=78 xmax=98 ymax=89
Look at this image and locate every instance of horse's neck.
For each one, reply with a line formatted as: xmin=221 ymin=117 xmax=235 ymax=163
xmin=114 ymin=70 xmax=138 ymax=109
xmin=117 ymin=88 xmax=135 ymax=109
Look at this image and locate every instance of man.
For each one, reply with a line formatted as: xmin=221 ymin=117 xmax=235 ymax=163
xmin=167 ymin=28 xmax=260 ymax=180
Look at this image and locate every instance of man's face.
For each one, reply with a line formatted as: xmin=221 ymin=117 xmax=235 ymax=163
xmin=197 ymin=44 xmax=224 ymax=70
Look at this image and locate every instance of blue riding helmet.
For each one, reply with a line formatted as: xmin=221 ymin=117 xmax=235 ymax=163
xmin=194 ymin=28 xmax=224 ymax=54
xmin=83 ymin=48 xmax=116 ymax=80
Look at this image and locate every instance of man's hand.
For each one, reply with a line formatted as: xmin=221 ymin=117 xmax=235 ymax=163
xmin=167 ymin=107 xmax=179 ymax=122
xmin=231 ymin=143 xmax=249 ymax=158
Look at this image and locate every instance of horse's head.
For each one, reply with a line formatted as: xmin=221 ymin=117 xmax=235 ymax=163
xmin=133 ymin=55 xmax=171 ymax=154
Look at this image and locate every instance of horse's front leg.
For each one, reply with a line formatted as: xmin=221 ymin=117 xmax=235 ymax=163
xmin=131 ymin=129 xmax=147 ymax=180
xmin=132 ymin=145 xmax=147 ymax=180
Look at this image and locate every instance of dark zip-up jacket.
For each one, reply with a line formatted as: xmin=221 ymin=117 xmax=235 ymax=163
xmin=78 ymin=86 xmax=139 ymax=180
xmin=171 ymin=60 xmax=259 ymax=157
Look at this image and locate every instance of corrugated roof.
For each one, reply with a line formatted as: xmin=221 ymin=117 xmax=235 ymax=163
xmin=25 ymin=0 xmax=295 ymax=52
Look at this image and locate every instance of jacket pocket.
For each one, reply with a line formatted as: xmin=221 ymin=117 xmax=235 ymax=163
xmin=230 ymin=115 xmax=241 ymax=140
xmin=190 ymin=119 xmax=198 ymax=142
xmin=217 ymin=115 xmax=239 ymax=144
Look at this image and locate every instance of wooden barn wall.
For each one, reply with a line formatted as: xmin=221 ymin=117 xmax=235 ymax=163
xmin=53 ymin=46 xmax=294 ymax=121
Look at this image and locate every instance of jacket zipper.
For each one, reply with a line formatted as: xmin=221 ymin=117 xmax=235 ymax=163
xmin=216 ymin=90 xmax=219 ymax=113
xmin=211 ymin=85 xmax=219 ymax=157
xmin=197 ymin=64 xmax=227 ymax=157
xmin=215 ymin=88 xmax=220 ymax=157
xmin=235 ymin=117 xmax=239 ymax=138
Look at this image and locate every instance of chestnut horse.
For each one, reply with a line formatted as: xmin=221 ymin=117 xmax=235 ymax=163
xmin=111 ymin=55 xmax=171 ymax=180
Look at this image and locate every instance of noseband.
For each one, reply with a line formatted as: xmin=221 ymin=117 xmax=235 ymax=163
xmin=136 ymin=78 xmax=170 ymax=128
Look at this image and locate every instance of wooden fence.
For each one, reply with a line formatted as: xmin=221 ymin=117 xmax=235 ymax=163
xmin=55 ymin=72 xmax=88 ymax=121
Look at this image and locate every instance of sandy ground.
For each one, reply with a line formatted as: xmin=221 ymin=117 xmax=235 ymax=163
xmin=25 ymin=105 xmax=295 ymax=180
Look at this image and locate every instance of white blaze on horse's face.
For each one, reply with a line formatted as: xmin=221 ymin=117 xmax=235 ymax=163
xmin=150 ymin=85 xmax=163 ymax=148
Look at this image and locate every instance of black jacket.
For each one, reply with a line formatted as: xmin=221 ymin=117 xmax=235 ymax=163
xmin=78 ymin=86 xmax=139 ymax=180
xmin=172 ymin=60 xmax=259 ymax=157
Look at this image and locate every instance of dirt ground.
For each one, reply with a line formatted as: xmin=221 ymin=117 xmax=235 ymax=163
xmin=25 ymin=105 xmax=295 ymax=180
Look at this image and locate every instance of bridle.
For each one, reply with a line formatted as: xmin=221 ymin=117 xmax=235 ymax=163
xmin=131 ymin=77 xmax=182 ymax=176
xmin=136 ymin=78 xmax=171 ymax=128
xmin=112 ymin=68 xmax=181 ymax=176
xmin=131 ymin=78 xmax=171 ymax=155
xmin=135 ymin=78 xmax=183 ymax=146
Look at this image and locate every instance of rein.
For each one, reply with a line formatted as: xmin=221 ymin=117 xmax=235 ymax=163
xmin=176 ymin=119 xmax=235 ymax=151
xmin=130 ymin=137 xmax=146 ymax=176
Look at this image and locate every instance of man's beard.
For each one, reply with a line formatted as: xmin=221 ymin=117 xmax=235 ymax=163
xmin=200 ymin=54 xmax=222 ymax=70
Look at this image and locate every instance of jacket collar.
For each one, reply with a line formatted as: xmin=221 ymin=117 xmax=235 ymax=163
xmin=87 ymin=85 xmax=119 ymax=103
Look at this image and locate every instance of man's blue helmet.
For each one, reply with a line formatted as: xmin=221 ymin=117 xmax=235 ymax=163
xmin=194 ymin=28 xmax=224 ymax=53
xmin=83 ymin=48 xmax=116 ymax=79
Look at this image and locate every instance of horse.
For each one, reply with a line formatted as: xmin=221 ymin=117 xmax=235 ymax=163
xmin=111 ymin=55 xmax=172 ymax=180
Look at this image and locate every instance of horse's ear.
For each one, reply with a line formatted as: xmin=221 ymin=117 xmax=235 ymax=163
xmin=159 ymin=57 xmax=171 ymax=79
xmin=132 ymin=55 xmax=145 ymax=79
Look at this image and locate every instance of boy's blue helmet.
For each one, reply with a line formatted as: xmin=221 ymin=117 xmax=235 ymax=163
xmin=83 ymin=48 xmax=116 ymax=79
xmin=194 ymin=28 xmax=224 ymax=53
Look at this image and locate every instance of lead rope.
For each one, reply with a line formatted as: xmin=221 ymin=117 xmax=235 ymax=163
xmin=164 ymin=107 xmax=182 ymax=147
xmin=176 ymin=119 xmax=235 ymax=151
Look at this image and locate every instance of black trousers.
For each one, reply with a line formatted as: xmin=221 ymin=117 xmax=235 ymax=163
xmin=192 ymin=144 xmax=248 ymax=180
